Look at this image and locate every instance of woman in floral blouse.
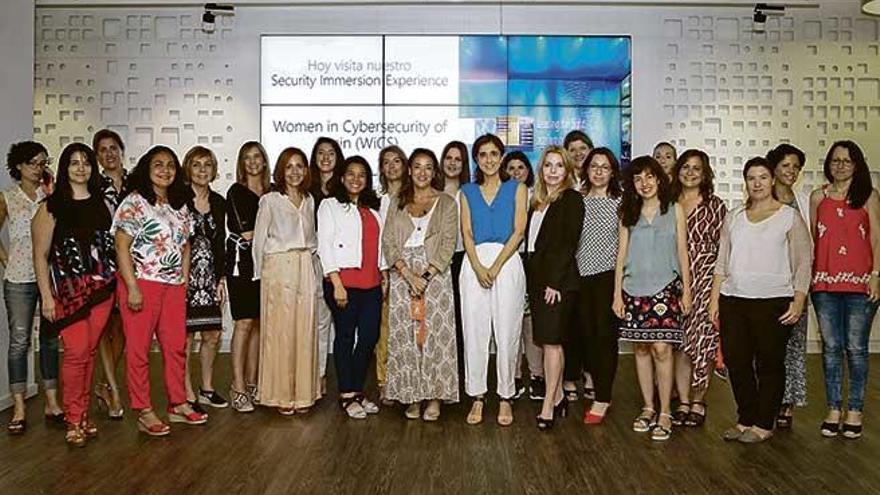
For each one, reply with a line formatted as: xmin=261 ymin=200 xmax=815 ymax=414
xmin=113 ymin=146 xmax=208 ymax=436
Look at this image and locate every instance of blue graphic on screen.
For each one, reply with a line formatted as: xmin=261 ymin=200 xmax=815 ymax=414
xmin=459 ymin=36 xmax=632 ymax=167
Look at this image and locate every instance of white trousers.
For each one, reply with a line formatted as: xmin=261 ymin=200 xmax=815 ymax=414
xmin=460 ymin=243 xmax=526 ymax=399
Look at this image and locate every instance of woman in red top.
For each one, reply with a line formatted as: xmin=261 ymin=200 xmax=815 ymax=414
xmin=317 ymin=156 xmax=387 ymax=419
xmin=810 ymin=140 xmax=880 ymax=439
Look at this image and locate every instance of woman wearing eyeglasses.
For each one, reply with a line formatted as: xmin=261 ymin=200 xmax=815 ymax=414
xmin=2 ymin=141 xmax=63 ymax=434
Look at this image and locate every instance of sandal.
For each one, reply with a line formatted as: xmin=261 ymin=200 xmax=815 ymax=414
xmin=685 ymin=401 xmax=707 ymax=427
xmin=80 ymin=416 xmax=98 ymax=438
xmin=776 ymin=411 xmax=793 ymax=429
xmin=339 ymin=396 xmax=367 ymax=420
xmin=137 ymin=410 xmax=171 ymax=437
xmin=651 ymin=413 xmax=673 ymax=441
xmin=7 ymin=418 xmax=27 ymax=435
xmin=671 ymin=402 xmax=691 ymax=426
xmin=497 ymin=398 xmax=514 ymax=426
xmin=563 ymin=387 xmax=579 ymax=403
xmin=466 ymin=397 xmax=484 ymax=425
xmin=632 ymin=407 xmax=656 ymax=433
xmin=95 ymin=383 xmax=124 ymax=420
xmin=65 ymin=424 xmax=87 ymax=448
xmin=405 ymin=403 xmax=420 ymax=420
xmin=422 ymin=401 xmax=440 ymax=422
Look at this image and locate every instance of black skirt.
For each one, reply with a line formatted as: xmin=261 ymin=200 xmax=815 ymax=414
xmin=529 ymin=289 xmax=577 ymax=346
xmin=227 ymin=276 xmax=260 ymax=321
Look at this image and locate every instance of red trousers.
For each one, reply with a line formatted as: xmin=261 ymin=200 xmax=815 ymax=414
xmin=118 ymin=279 xmax=187 ymax=410
xmin=60 ymin=297 xmax=114 ymax=424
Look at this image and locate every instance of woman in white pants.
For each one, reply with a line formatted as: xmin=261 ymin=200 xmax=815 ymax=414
xmin=459 ymin=133 xmax=528 ymax=426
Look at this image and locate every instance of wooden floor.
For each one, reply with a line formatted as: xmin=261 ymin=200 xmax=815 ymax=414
xmin=1 ymin=355 xmax=879 ymax=495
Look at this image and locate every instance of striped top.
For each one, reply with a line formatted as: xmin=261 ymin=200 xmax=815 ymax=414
xmin=576 ymin=195 xmax=621 ymax=276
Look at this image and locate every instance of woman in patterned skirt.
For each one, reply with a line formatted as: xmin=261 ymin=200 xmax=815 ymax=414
xmin=768 ymin=144 xmax=811 ymax=428
xmin=383 ymin=148 xmax=459 ymax=421
xmin=671 ymin=149 xmax=726 ymax=427
xmin=182 ymin=146 xmax=228 ymax=412
xmin=613 ymin=156 xmax=692 ymax=441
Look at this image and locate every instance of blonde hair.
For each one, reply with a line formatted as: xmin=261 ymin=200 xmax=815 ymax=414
xmin=532 ymin=146 xmax=576 ymax=209
xmin=182 ymin=146 xmax=218 ymax=183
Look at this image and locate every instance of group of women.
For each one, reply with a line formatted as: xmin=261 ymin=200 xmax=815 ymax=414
xmin=1 ymin=128 xmax=877 ymax=446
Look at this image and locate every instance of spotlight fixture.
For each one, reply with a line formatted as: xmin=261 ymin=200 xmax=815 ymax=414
xmin=863 ymin=0 xmax=880 ymax=16
xmin=752 ymin=3 xmax=785 ymax=33
xmin=202 ymin=3 xmax=234 ymax=34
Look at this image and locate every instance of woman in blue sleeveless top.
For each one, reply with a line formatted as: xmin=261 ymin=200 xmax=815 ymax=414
xmin=459 ymin=134 xmax=528 ymax=427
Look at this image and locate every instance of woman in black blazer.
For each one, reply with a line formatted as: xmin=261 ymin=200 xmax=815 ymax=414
xmin=526 ymin=145 xmax=585 ymax=430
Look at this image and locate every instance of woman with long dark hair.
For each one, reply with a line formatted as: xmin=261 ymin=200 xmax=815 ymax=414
xmin=253 ymin=147 xmax=321 ymax=414
xmin=226 ymin=141 xmax=269 ymax=412
xmin=114 ymin=146 xmax=207 ymax=436
xmin=439 ymin=141 xmax=469 ymax=389
xmin=575 ymin=148 xmax=622 ymax=424
xmin=310 ymin=137 xmax=345 ymax=392
xmin=670 ymin=149 xmax=726 ymax=428
xmin=810 ymin=141 xmax=880 ymax=439
xmin=318 ymin=156 xmax=386 ymax=419
xmin=613 ymin=156 xmax=692 ymax=441
xmin=92 ymin=129 xmax=128 ymax=419
xmin=459 ymin=134 xmax=528 ymax=426
xmin=383 ymin=148 xmax=459 ymax=420
xmin=768 ymin=143 xmax=810 ymax=428
xmin=376 ymin=145 xmax=407 ymax=404
xmin=504 ymin=150 xmax=543 ymax=401
xmin=32 ymin=143 xmax=117 ymax=446
xmin=2 ymin=141 xmax=63 ymax=434
xmin=710 ymin=157 xmax=811 ymax=443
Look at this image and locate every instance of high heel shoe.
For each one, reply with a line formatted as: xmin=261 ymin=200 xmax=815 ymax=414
xmin=536 ymin=399 xmax=568 ymax=431
xmin=95 ymin=384 xmax=124 ymax=420
xmin=584 ymin=403 xmax=611 ymax=425
xmin=65 ymin=424 xmax=87 ymax=448
xmin=137 ymin=410 xmax=171 ymax=437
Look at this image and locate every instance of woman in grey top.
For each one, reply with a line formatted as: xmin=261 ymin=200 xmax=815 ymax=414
xmin=612 ymin=156 xmax=692 ymax=441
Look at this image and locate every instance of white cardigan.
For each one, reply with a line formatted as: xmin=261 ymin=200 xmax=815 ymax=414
xmin=317 ymin=197 xmax=387 ymax=276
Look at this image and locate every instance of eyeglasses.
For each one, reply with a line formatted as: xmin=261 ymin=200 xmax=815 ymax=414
xmin=588 ymin=164 xmax=612 ymax=173
xmin=830 ymin=158 xmax=853 ymax=168
xmin=25 ymin=157 xmax=52 ymax=168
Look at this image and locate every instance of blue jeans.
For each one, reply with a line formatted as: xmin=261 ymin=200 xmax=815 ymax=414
xmin=324 ymin=283 xmax=382 ymax=394
xmin=812 ymin=291 xmax=879 ymax=412
xmin=3 ymin=280 xmax=59 ymax=394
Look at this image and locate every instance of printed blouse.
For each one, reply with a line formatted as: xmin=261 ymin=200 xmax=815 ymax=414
xmin=112 ymin=191 xmax=192 ymax=285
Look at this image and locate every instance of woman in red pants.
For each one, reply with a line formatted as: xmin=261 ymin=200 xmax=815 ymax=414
xmin=32 ymin=143 xmax=118 ymax=446
xmin=113 ymin=145 xmax=207 ymax=436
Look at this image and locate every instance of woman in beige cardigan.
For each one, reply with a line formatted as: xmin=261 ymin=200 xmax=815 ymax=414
xmin=382 ymin=148 xmax=459 ymax=421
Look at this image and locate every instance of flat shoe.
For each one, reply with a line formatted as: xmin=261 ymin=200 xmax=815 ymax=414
xmin=738 ymin=428 xmax=772 ymax=443
xmin=722 ymin=426 xmax=746 ymax=441
xmin=466 ymin=398 xmax=484 ymax=425
xmin=820 ymin=421 xmax=840 ymax=437
xmin=404 ymin=403 xmax=420 ymax=420
xmin=842 ymin=423 xmax=863 ymax=439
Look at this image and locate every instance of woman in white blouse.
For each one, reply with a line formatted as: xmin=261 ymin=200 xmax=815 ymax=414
xmin=252 ymin=147 xmax=321 ymax=414
xmin=709 ymin=157 xmax=812 ymax=444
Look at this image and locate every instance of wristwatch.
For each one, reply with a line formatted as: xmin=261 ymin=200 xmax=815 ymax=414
xmin=421 ymin=271 xmax=432 ymax=281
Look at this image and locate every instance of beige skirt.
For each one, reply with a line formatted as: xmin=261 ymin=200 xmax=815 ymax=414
xmin=257 ymin=250 xmax=321 ymax=408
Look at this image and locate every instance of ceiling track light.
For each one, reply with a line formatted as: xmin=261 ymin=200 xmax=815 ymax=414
xmin=202 ymin=3 xmax=235 ymax=34
xmin=863 ymin=0 xmax=880 ymax=16
xmin=752 ymin=3 xmax=785 ymax=34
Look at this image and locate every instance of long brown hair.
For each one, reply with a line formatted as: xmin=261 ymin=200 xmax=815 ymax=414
xmin=397 ymin=148 xmax=443 ymax=210
xmin=378 ymin=145 xmax=407 ymax=195
xmin=235 ymin=141 xmax=270 ymax=192
xmin=670 ymin=149 xmax=715 ymax=202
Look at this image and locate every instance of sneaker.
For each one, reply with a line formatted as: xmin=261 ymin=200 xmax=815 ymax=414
xmin=513 ymin=379 xmax=526 ymax=400
xmin=230 ymin=388 xmax=254 ymax=413
xmin=198 ymin=389 xmax=229 ymax=409
xmin=246 ymin=383 xmax=258 ymax=404
xmin=714 ymin=366 xmax=729 ymax=381
xmin=528 ymin=376 xmax=545 ymax=401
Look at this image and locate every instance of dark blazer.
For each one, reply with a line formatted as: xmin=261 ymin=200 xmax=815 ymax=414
xmin=525 ymin=188 xmax=585 ymax=294
xmin=188 ymin=190 xmax=227 ymax=280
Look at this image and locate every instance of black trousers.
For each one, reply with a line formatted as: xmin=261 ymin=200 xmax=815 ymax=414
xmin=565 ymin=270 xmax=617 ymax=401
xmin=719 ymin=295 xmax=792 ymax=430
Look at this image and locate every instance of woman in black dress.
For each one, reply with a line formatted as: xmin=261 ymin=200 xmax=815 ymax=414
xmin=227 ymin=141 xmax=269 ymax=412
xmin=182 ymin=146 xmax=227 ymax=411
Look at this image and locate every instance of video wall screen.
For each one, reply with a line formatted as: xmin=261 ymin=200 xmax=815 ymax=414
xmin=261 ymin=35 xmax=632 ymax=171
